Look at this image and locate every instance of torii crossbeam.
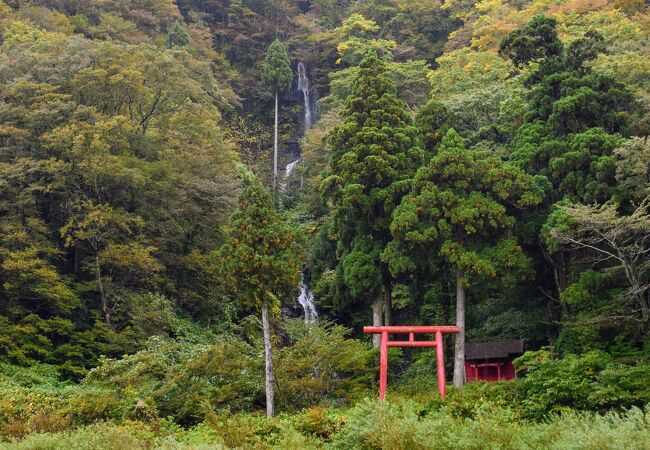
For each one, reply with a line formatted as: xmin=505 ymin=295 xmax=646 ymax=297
xmin=363 ymin=325 xmax=460 ymax=399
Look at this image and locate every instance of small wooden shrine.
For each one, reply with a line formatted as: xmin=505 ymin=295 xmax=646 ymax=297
xmin=465 ymin=340 xmax=524 ymax=382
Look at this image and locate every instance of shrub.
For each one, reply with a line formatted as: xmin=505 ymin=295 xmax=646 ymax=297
xmin=85 ymin=321 xmax=372 ymax=423
xmin=289 ymin=406 xmax=346 ymax=441
xmin=152 ymin=339 xmax=263 ymax=424
xmin=515 ymin=350 xmax=650 ymax=418
xmin=274 ymin=320 xmax=372 ymax=411
xmin=3 ymin=422 xmax=149 ymax=450
xmin=329 ymin=398 xmax=650 ymax=450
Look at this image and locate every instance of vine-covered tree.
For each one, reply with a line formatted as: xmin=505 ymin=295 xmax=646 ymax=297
xmin=220 ymin=171 xmax=302 ymax=416
xmin=321 ymin=51 xmax=423 ymax=346
xmin=262 ymin=39 xmax=293 ymax=194
xmin=545 ymin=200 xmax=650 ymax=345
xmin=388 ymin=129 xmax=544 ymax=386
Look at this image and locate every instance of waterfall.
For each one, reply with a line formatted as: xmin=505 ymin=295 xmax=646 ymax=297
xmin=285 ymin=158 xmax=300 ymax=178
xmin=297 ymin=62 xmax=312 ymax=131
xmin=297 ymin=282 xmax=318 ymax=323
xmin=279 ymin=158 xmax=300 ymax=194
xmin=292 ymin=64 xmax=318 ymax=323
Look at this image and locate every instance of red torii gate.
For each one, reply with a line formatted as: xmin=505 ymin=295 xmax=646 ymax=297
xmin=364 ymin=325 xmax=460 ymax=399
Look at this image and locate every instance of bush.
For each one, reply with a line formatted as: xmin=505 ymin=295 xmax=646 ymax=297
xmin=0 ymin=384 xmax=124 ymax=439
xmin=289 ymin=406 xmax=346 ymax=441
xmin=152 ymin=339 xmax=263 ymax=424
xmin=329 ymin=398 xmax=650 ymax=450
xmin=3 ymin=422 xmax=150 ymax=450
xmin=85 ymin=321 xmax=372 ymax=423
xmin=0 ymin=362 xmax=136 ymax=439
xmin=274 ymin=320 xmax=372 ymax=411
xmin=515 ymin=350 xmax=650 ymax=418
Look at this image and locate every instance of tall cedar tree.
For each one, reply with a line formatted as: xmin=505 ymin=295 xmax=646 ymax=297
xmin=415 ymin=99 xmax=450 ymax=154
xmin=321 ymin=52 xmax=423 ymax=346
xmin=221 ymin=172 xmax=302 ymax=416
xmin=388 ymin=129 xmax=544 ymax=386
xmin=262 ymin=39 xmax=293 ymax=195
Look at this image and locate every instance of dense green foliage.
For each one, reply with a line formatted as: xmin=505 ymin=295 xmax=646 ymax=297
xmin=221 ymin=172 xmax=302 ymax=313
xmin=0 ymin=7 xmax=239 ymax=377
xmin=0 ymin=0 xmax=649 ymax=447
xmin=319 ymin=51 xmax=423 ymax=330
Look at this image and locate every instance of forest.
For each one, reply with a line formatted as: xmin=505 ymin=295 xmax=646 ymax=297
xmin=0 ymin=0 xmax=649 ymax=448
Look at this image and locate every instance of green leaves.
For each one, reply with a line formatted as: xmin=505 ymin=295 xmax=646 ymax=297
xmin=0 ymin=13 xmax=239 ymax=371
xmin=499 ymin=15 xmax=563 ymax=67
xmin=220 ymin=172 xmax=303 ymax=309
xmin=322 ymin=51 xmax=423 ymax=307
xmin=261 ymin=39 xmax=292 ymax=95
xmin=333 ymin=14 xmax=396 ymax=66
xmin=166 ymin=21 xmax=189 ymax=49
xmin=388 ymin=129 xmax=543 ymax=283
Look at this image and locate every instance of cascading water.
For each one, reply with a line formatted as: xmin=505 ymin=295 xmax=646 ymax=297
xmin=297 ymin=62 xmax=313 ymax=131
xmin=297 ymin=282 xmax=318 ymax=323
xmin=285 ymin=158 xmax=300 ymax=179
xmin=289 ymin=63 xmax=319 ymax=323
xmin=279 ymin=158 xmax=300 ymax=194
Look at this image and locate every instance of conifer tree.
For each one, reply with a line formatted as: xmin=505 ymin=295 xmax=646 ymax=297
xmin=166 ymin=21 xmax=189 ymax=48
xmin=262 ymin=39 xmax=293 ymax=195
xmin=221 ymin=171 xmax=302 ymax=416
xmin=321 ymin=51 xmax=423 ymax=346
xmin=502 ymin=17 xmax=633 ymax=204
xmin=389 ymin=129 xmax=544 ymax=386
xmin=415 ymin=99 xmax=450 ymax=154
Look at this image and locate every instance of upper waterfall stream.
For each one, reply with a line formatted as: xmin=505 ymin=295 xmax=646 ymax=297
xmin=297 ymin=62 xmax=313 ymax=131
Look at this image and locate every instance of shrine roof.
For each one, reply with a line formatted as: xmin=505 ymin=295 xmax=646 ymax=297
xmin=465 ymin=340 xmax=524 ymax=360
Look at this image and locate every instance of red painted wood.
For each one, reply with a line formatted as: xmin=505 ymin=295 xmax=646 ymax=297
xmin=435 ymin=330 xmax=446 ymax=397
xmin=365 ymin=325 xmax=459 ymax=399
xmin=379 ymin=331 xmax=388 ymax=400
xmin=386 ymin=341 xmax=437 ymax=347
xmin=364 ymin=326 xmax=461 ymax=334
xmin=465 ymin=358 xmax=517 ymax=382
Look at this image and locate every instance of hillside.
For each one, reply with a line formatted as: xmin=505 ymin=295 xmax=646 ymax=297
xmin=0 ymin=0 xmax=649 ymax=448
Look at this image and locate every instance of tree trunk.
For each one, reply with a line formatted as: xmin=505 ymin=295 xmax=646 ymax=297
xmin=372 ymin=295 xmax=383 ymax=348
xmin=261 ymin=301 xmax=274 ymax=417
xmin=453 ymin=268 xmax=465 ymax=389
xmin=272 ymin=91 xmax=279 ymax=196
xmin=95 ymin=254 xmax=113 ymax=331
xmin=383 ymin=282 xmax=392 ymax=327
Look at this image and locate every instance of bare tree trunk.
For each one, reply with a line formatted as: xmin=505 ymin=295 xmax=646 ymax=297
xmin=383 ymin=282 xmax=392 ymax=327
xmin=453 ymin=268 xmax=465 ymax=389
xmin=372 ymin=296 xmax=383 ymax=348
xmin=95 ymin=254 xmax=113 ymax=331
xmin=272 ymin=91 xmax=279 ymax=196
xmin=261 ymin=301 xmax=274 ymax=417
